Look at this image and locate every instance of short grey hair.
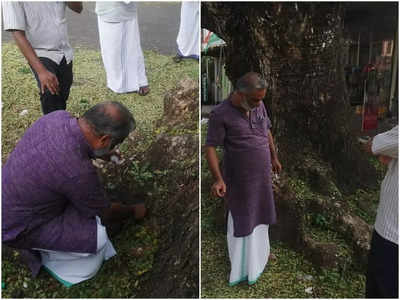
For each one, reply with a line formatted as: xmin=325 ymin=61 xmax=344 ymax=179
xmin=236 ymin=72 xmax=267 ymax=93
xmin=82 ymin=101 xmax=136 ymax=147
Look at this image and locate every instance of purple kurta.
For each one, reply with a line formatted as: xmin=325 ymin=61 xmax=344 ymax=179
xmin=206 ymin=97 xmax=277 ymax=237
xmin=2 ymin=111 xmax=110 ymax=276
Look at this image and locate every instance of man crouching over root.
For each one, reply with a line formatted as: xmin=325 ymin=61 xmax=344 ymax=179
xmin=2 ymin=101 xmax=147 ymax=287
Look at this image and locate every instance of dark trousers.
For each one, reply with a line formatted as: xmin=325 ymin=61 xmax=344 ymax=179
xmin=31 ymin=57 xmax=73 ymax=115
xmin=366 ymin=230 xmax=398 ymax=298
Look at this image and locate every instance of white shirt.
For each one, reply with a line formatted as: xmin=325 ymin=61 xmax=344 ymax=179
xmin=2 ymin=2 xmax=73 ymax=64
xmin=95 ymin=2 xmax=137 ymax=23
xmin=372 ymin=125 xmax=398 ymax=245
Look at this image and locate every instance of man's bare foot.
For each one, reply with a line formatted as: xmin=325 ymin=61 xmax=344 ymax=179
xmin=138 ymin=86 xmax=150 ymax=96
xmin=173 ymin=54 xmax=183 ymax=63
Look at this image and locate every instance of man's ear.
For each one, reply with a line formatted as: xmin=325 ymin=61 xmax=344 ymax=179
xmin=98 ymin=135 xmax=111 ymax=148
xmin=237 ymin=90 xmax=246 ymax=99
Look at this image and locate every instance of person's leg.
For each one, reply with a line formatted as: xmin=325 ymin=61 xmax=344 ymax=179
xmin=134 ymin=19 xmax=149 ymax=95
xmin=176 ymin=2 xmax=199 ymax=59
xmin=366 ymin=230 xmax=398 ymax=298
xmin=247 ymin=224 xmax=269 ymax=284
xmin=127 ymin=13 xmax=149 ymax=95
xmin=227 ymin=211 xmax=247 ymax=286
xmin=366 ymin=231 xmax=380 ymax=297
xmin=37 ymin=216 xmax=116 ymax=287
xmin=31 ymin=57 xmax=68 ymax=114
xmin=6 ymin=205 xmax=106 ymax=277
xmin=98 ymin=17 xmax=124 ymax=93
xmin=57 ymin=58 xmax=73 ymax=109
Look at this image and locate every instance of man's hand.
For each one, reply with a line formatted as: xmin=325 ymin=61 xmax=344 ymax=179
xmin=378 ymin=155 xmax=392 ymax=165
xmin=11 ymin=30 xmax=60 ymax=95
xmin=211 ymin=179 xmax=226 ymax=198
xmin=132 ymin=203 xmax=147 ymax=220
xmin=272 ymin=157 xmax=282 ymax=174
xmin=363 ymin=139 xmax=373 ymax=154
xmin=267 ymin=130 xmax=282 ymax=174
xmin=363 ymin=138 xmax=392 ymax=165
xmin=67 ymin=2 xmax=83 ymax=13
xmin=102 ymin=202 xmax=146 ymax=223
xmin=99 ymin=149 xmax=122 ymax=162
xmin=205 ymin=146 xmax=226 ymax=198
xmin=38 ymin=69 xmax=59 ymax=95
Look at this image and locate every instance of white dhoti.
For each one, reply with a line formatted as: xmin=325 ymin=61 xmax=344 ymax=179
xmin=176 ymin=2 xmax=199 ymax=59
xmin=98 ymin=14 xmax=148 ymax=93
xmin=35 ymin=216 xmax=116 ymax=287
xmin=227 ymin=212 xmax=270 ymax=286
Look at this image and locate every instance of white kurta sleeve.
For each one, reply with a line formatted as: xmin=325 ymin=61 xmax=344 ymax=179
xmin=2 ymin=2 xmax=26 ymax=31
xmin=372 ymin=126 xmax=399 ymax=158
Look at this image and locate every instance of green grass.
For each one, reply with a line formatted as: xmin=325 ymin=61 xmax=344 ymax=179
xmin=2 ymin=42 xmax=198 ymax=161
xmin=202 ymin=231 xmax=365 ymax=298
xmin=2 ymin=222 xmax=159 ymax=298
xmin=1 ymin=42 xmax=198 ymax=298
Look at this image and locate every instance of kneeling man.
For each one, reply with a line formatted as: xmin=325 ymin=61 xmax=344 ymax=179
xmin=2 ymin=101 xmax=145 ymax=286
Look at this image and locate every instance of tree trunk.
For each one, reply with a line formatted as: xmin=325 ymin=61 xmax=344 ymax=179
xmin=102 ymin=79 xmax=199 ymax=297
xmin=202 ymin=3 xmax=380 ymax=270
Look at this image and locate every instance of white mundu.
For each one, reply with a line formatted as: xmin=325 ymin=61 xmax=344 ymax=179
xmin=96 ymin=2 xmax=148 ymax=93
xmin=35 ymin=217 xmax=116 ymax=287
xmin=176 ymin=2 xmax=199 ymax=58
xmin=227 ymin=212 xmax=270 ymax=286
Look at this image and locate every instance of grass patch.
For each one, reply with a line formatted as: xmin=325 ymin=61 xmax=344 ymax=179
xmin=2 ymin=42 xmax=198 ymax=161
xmin=201 ymin=232 xmax=365 ymax=298
xmin=2 ymin=42 xmax=198 ymax=298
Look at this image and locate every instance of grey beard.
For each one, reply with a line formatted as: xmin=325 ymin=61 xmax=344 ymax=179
xmin=93 ymin=146 xmax=110 ymax=158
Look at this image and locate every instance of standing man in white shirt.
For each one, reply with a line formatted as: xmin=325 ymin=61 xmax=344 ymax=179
xmin=2 ymin=2 xmax=82 ymax=115
xmin=174 ymin=1 xmax=199 ymax=63
xmin=364 ymin=125 xmax=398 ymax=298
xmin=95 ymin=2 xmax=150 ymax=96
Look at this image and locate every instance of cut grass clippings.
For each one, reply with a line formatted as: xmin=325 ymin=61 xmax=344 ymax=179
xmin=1 ymin=42 xmax=198 ymax=298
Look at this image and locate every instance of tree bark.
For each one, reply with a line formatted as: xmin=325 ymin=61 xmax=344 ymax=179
xmin=202 ymin=2 xmax=377 ymax=191
xmin=202 ymin=2 xmax=380 ymax=270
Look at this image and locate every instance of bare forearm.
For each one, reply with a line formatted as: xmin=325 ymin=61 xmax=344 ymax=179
xmin=268 ymin=130 xmax=278 ymax=160
xmin=67 ymin=2 xmax=83 ymax=13
xmin=101 ymin=203 xmax=134 ymax=222
xmin=205 ymin=146 xmax=224 ymax=181
xmin=11 ymin=30 xmax=46 ymax=74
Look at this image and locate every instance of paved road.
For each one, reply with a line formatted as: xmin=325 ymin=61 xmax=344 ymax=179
xmin=2 ymin=2 xmax=182 ymax=56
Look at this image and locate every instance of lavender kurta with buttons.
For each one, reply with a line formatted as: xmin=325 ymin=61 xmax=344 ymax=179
xmin=2 ymin=111 xmax=110 ymax=276
xmin=206 ymin=97 xmax=277 ymax=237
